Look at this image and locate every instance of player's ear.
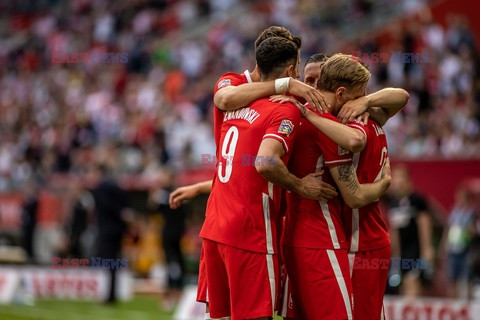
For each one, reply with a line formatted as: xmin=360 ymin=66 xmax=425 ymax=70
xmin=336 ymin=87 xmax=346 ymax=101
xmin=286 ymin=64 xmax=294 ymax=77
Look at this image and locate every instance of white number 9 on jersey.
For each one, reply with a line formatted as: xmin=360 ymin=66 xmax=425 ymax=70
xmin=218 ymin=126 xmax=239 ymax=183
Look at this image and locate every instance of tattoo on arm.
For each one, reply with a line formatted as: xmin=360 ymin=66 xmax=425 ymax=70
xmin=337 ymin=164 xmax=359 ymax=194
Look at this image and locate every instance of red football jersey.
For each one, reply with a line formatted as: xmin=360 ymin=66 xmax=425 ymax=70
xmin=283 ymin=111 xmax=352 ymax=250
xmin=344 ymin=119 xmax=390 ymax=252
xmin=213 ymin=70 xmax=253 ymax=148
xmin=200 ymin=98 xmax=301 ymax=254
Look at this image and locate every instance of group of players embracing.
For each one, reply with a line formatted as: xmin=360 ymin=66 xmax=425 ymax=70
xmin=169 ymin=25 xmax=409 ymax=320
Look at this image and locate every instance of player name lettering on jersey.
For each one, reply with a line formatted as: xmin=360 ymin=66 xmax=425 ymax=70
xmin=373 ymin=122 xmax=385 ymax=136
xmin=223 ymin=107 xmax=260 ymax=124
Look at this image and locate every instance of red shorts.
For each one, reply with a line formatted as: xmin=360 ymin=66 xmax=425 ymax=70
xmin=196 ymin=245 xmax=208 ymax=303
xmin=284 ymin=247 xmax=353 ymax=320
xmin=203 ymin=239 xmax=279 ymax=319
xmin=349 ymin=245 xmax=391 ymax=320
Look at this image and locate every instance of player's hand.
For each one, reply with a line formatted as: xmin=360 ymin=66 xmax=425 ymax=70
xmin=169 ymin=185 xmax=200 ymax=209
xmin=381 ymin=158 xmax=392 ymax=189
xmin=299 ymin=172 xmax=338 ymax=201
xmin=338 ymin=96 xmax=369 ymax=124
xmin=270 ymin=95 xmax=307 ymax=117
xmin=287 ymin=79 xmax=329 ymax=113
xmin=355 ymin=112 xmax=370 ymax=125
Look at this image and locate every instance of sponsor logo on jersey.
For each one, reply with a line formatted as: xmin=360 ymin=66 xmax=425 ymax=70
xmin=217 ymin=79 xmax=231 ymax=89
xmin=278 ymin=119 xmax=294 ymax=136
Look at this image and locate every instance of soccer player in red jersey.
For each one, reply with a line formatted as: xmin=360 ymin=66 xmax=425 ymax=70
xmin=272 ymin=52 xmax=409 ymax=319
xmin=330 ymin=58 xmax=408 ymax=320
xmin=169 ymin=26 xmax=328 ymax=212
xmin=168 ymin=26 xmax=331 ymax=319
xmin=277 ymin=52 xmax=330 ymax=320
xmin=282 ymin=54 xmax=395 ymax=320
xmin=296 ymin=54 xmax=408 ymax=320
xmin=200 ymin=37 xmax=337 ymax=320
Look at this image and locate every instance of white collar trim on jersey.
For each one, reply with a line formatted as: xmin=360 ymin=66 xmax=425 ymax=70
xmin=244 ymin=70 xmax=253 ymax=83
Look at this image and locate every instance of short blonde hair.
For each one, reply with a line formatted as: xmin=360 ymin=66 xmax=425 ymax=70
xmin=317 ymin=53 xmax=370 ymax=92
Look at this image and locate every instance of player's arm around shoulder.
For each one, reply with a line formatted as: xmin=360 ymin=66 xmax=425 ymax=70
xmin=214 ymin=81 xmax=275 ymax=111
xmin=214 ymin=74 xmax=330 ymax=112
xmin=330 ymin=158 xmax=391 ymax=209
xmin=362 ymin=88 xmax=409 ymax=127
xmin=256 ymin=104 xmax=337 ymax=201
xmin=304 ymin=109 xmax=366 ymax=153
xmin=337 ymin=88 xmax=409 ymax=126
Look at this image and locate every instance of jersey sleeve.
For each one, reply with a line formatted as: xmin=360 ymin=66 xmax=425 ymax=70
xmin=213 ymin=72 xmax=247 ymax=95
xmin=347 ymin=120 xmax=368 ymax=142
xmin=263 ymin=103 xmax=301 ymax=156
xmin=317 ymin=114 xmax=353 ymax=167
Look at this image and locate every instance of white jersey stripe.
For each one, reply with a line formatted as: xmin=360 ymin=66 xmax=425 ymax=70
xmin=348 ymin=252 xmax=356 ymax=278
xmin=262 ymin=193 xmax=274 ymax=254
xmin=280 ymin=274 xmax=289 ymax=317
xmin=324 ymin=158 xmax=353 ymax=165
xmin=316 ymin=154 xmax=324 ymax=172
xmin=350 ymin=208 xmax=360 ymax=252
xmin=327 ymin=250 xmax=353 ymax=320
xmin=263 ymin=133 xmax=288 ymax=153
xmin=266 ymin=254 xmax=276 ymax=317
xmin=320 ymin=201 xmax=340 ymax=249
xmin=244 ymin=70 xmax=253 ymax=83
xmin=349 ymin=123 xmax=367 ymax=139
xmin=350 ymin=152 xmax=361 ymax=252
xmin=263 ymin=192 xmax=276 ymax=316
xmin=317 ymin=155 xmax=340 ymax=249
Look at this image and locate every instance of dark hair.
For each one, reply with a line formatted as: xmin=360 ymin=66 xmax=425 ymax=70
xmin=305 ymin=53 xmax=329 ymax=68
xmin=254 ymin=26 xmax=302 ymax=50
xmin=256 ymin=37 xmax=299 ymax=79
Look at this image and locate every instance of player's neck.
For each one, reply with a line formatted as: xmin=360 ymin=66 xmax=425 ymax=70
xmin=250 ymin=67 xmax=261 ymax=82
xmin=318 ymin=90 xmax=338 ymax=115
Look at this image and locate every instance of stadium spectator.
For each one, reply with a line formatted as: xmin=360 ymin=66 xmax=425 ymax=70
xmin=444 ymin=185 xmax=478 ymax=298
xmin=0 ymin=0 xmax=479 ymax=308
xmin=0 ymin=3 xmax=478 ymax=196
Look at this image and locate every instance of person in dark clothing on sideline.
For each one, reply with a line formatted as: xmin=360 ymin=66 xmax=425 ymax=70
xmin=90 ymin=164 xmax=134 ymax=304
xmin=21 ymin=180 xmax=39 ymax=262
xmin=67 ymin=181 xmax=94 ymax=258
xmin=149 ymin=179 xmax=186 ymax=310
xmin=385 ymin=164 xmax=434 ymax=297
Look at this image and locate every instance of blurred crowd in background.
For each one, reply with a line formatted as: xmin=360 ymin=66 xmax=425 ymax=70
xmin=0 ymin=0 xmax=479 ymax=303
xmin=0 ymin=0 xmax=479 ymax=190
